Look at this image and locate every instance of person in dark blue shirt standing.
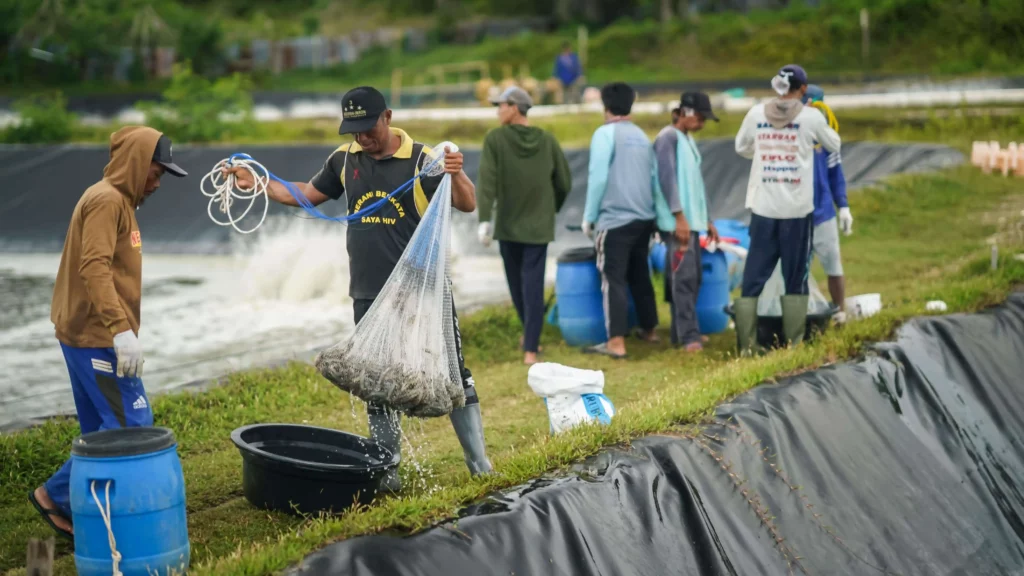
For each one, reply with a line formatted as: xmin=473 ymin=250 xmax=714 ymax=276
xmin=553 ymin=42 xmax=583 ymax=104
xmin=803 ymin=84 xmax=854 ymax=323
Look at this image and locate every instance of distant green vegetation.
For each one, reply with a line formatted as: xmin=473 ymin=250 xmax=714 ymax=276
xmin=3 ymin=0 xmax=1023 ymax=96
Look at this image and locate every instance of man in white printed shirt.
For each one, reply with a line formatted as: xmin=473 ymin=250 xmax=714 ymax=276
xmin=733 ymin=64 xmax=841 ymax=354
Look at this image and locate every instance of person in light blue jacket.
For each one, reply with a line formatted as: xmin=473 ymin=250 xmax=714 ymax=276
xmin=654 ymin=92 xmax=721 ymax=352
xmin=581 ymin=82 xmax=674 ymax=359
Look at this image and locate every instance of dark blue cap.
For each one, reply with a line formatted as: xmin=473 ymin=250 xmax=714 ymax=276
xmin=779 ymin=64 xmax=808 ymax=90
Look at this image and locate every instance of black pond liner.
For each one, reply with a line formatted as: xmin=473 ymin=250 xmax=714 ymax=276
xmin=724 ymin=302 xmax=839 ymax=350
xmin=230 ymin=423 xmax=399 ymax=516
xmin=289 ymin=293 xmax=1024 ymax=576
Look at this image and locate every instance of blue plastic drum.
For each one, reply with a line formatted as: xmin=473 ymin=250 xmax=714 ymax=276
xmin=713 ymin=219 xmax=750 ymax=292
xmin=553 ymin=247 xmax=638 ymax=346
xmin=649 ymin=241 xmax=667 ymax=275
xmin=70 ymin=427 xmax=189 ymax=576
xmin=696 ymin=249 xmax=731 ymax=334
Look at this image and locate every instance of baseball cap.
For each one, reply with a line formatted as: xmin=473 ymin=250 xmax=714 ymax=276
xmin=338 ymin=86 xmax=388 ymax=135
xmin=803 ymin=84 xmax=825 ymax=104
xmin=778 ymin=64 xmax=808 ymax=90
xmin=153 ymin=135 xmax=187 ymax=177
xmin=490 ymin=86 xmax=533 ymax=114
xmin=679 ymin=92 xmax=719 ymax=122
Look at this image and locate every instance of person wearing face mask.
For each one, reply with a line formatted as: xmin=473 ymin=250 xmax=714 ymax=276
xmin=223 ymin=86 xmax=493 ymax=492
xmin=654 ymin=92 xmax=721 ymax=352
xmin=477 ymin=86 xmax=572 ymax=366
xmin=31 ymin=126 xmax=187 ymax=541
xmin=733 ymin=65 xmax=841 ymax=355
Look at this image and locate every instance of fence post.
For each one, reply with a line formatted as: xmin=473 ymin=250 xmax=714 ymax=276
xmin=26 ymin=537 xmax=55 ymax=576
xmin=392 ymin=68 xmax=402 ymax=109
xmin=860 ymin=8 xmax=870 ymax=67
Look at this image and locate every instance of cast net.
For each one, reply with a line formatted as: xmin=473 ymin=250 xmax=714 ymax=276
xmin=314 ymin=143 xmax=465 ymax=418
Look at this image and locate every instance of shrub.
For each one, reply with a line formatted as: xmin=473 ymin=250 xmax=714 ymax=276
xmin=137 ymin=61 xmax=254 ymax=143
xmin=1 ymin=92 xmax=77 ymax=144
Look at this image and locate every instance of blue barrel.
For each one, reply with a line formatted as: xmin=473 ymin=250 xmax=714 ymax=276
xmin=649 ymin=241 xmax=667 ymax=274
xmin=697 ymin=249 xmax=731 ymax=334
xmin=71 ymin=427 xmax=190 ymax=576
xmin=554 ymin=247 xmax=637 ymax=346
xmin=713 ymin=219 xmax=751 ymax=292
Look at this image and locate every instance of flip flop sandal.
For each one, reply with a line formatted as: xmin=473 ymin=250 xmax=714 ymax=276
xmin=632 ymin=329 xmax=661 ymax=343
xmin=28 ymin=490 xmax=74 ymax=541
xmin=582 ymin=343 xmax=628 ymax=360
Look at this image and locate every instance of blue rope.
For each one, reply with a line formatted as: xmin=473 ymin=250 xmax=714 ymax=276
xmin=227 ymin=152 xmax=443 ymax=223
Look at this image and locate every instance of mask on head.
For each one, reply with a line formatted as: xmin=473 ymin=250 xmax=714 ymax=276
xmin=771 ymin=70 xmax=794 ymax=96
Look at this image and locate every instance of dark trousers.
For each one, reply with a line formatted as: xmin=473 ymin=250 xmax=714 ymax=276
xmin=498 ymin=241 xmax=548 ymax=353
xmin=741 ymin=213 xmax=814 ymax=298
xmin=665 ymin=231 xmax=702 ymax=346
xmin=353 ymin=293 xmax=478 ymax=416
xmin=595 ymin=220 xmax=659 ymax=339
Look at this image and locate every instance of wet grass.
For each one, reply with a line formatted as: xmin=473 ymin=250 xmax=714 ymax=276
xmin=1 ymin=166 xmax=1023 ymax=574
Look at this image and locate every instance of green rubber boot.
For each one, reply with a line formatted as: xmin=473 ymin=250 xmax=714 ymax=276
xmin=733 ymin=297 xmax=760 ymax=357
xmin=781 ymin=294 xmax=810 ymax=347
xmin=449 ymin=403 xmax=493 ymax=476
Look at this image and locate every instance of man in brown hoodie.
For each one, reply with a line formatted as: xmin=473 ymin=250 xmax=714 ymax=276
xmin=29 ymin=126 xmax=187 ymax=539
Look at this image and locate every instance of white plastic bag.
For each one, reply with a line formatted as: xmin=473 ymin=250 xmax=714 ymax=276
xmin=757 ymin=261 xmax=833 ymax=316
xmin=527 ymin=362 xmax=615 ymax=435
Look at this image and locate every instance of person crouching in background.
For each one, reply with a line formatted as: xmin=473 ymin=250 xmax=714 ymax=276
xmin=654 ymin=92 xmax=721 ymax=352
xmin=477 ymin=86 xmax=573 ymax=365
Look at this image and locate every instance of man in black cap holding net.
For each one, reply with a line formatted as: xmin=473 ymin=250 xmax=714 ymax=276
xmin=225 ymin=86 xmax=492 ymax=490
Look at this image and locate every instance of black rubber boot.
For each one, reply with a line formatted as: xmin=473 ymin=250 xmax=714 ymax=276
xmin=733 ymin=297 xmax=760 ymax=356
xmin=781 ymin=294 xmax=810 ymax=346
xmin=449 ymin=403 xmax=493 ymax=476
xmin=367 ymin=407 xmax=402 ymax=493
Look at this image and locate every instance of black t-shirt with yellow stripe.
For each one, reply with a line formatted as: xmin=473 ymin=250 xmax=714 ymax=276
xmin=311 ymin=128 xmax=443 ymax=300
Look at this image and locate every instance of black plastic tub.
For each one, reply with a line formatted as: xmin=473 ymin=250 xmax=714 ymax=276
xmin=230 ymin=423 xmax=399 ymax=516
xmin=724 ymin=303 xmax=839 ymax=350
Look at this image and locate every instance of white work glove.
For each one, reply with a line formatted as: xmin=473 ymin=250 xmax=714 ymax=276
xmin=478 ymin=222 xmax=493 ymax=247
xmin=113 ymin=330 xmax=143 ymax=378
xmin=582 ymin=219 xmax=594 ymax=240
xmin=838 ymin=207 xmax=854 ymax=236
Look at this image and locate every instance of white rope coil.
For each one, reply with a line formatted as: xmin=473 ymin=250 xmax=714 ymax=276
xmin=90 ymin=480 xmax=123 ymax=576
xmin=200 ymin=156 xmax=270 ymax=234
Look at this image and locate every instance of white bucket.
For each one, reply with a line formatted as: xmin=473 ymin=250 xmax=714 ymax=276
xmin=846 ymin=293 xmax=882 ymax=319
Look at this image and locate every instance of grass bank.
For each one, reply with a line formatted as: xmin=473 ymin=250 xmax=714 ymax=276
xmin=66 ymin=106 xmax=1024 ymax=152
xmin=2 ymin=163 xmax=1023 ymax=574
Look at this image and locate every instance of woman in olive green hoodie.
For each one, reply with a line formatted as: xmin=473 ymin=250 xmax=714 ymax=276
xmin=477 ymin=86 xmax=573 ymax=365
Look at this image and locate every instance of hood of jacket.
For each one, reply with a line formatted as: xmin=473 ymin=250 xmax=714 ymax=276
xmin=103 ymin=126 xmax=162 ymax=207
xmin=496 ymin=124 xmax=547 ymax=158
xmin=764 ymin=98 xmax=805 ymax=130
